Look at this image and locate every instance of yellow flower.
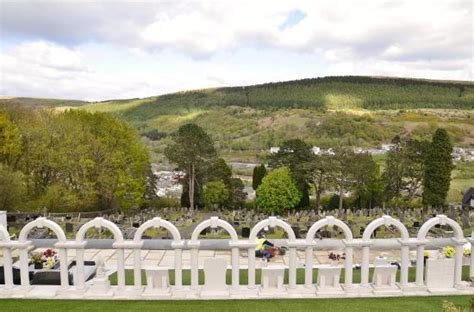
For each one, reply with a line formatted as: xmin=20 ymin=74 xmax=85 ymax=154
xmin=442 ymin=246 xmax=455 ymax=258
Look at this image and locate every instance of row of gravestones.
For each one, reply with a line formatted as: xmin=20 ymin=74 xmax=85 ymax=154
xmin=5 ymin=205 xmax=470 ymax=240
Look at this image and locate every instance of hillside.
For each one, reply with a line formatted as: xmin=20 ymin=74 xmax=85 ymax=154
xmin=2 ymin=76 xmax=474 ymax=164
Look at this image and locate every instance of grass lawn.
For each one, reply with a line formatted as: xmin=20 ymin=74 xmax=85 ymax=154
xmin=0 ymin=296 xmax=471 ymax=312
xmin=108 ymin=266 xmax=472 ymax=285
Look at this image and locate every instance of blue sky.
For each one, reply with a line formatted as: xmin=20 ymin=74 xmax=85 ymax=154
xmin=0 ymin=0 xmax=472 ymax=101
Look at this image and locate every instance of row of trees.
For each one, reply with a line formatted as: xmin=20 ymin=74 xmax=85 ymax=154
xmin=0 ymin=107 xmax=150 ymax=212
xmin=252 ymin=128 xmax=454 ymax=214
xmin=165 ymin=123 xmax=454 ymax=214
xmin=164 ymin=124 xmax=246 ymax=210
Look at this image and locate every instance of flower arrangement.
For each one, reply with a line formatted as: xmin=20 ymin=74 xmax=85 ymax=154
xmin=42 ymin=248 xmax=57 ymax=269
xmin=463 ymin=248 xmax=471 ymax=257
xmin=328 ymin=252 xmax=346 ymax=262
xmin=30 ymin=252 xmax=43 ymax=266
xmin=442 ymin=246 xmax=455 ymax=258
xmin=30 ymin=248 xmax=58 ymax=269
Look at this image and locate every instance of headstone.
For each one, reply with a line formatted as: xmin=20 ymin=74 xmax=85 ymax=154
xmin=65 ymin=223 xmax=74 ymax=233
xmin=317 ymin=265 xmax=342 ymax=291
xmin=202 ymin=258 xmax=227 ymax=293
xmin=0 ymin=211 xmax=6 ymax=229
xmin=241 ymin=227 xmax=250 ymax=238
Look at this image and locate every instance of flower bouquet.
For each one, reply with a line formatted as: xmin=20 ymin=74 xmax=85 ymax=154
xmin=442 ymin=246 xmax=455 ymax=258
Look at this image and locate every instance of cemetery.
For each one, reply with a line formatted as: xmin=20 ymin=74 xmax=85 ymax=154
xmin=1 ymin=207 xmax=474 ymax=301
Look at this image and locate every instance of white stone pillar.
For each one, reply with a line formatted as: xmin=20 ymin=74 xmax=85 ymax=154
xmin=133 ymin=249 xmax=142 ymax=290
xmin=76 ymin=248 xmax=85 ymax=289
xmin=19 ymin=247 xmax=30 ymax=289
xmin=415 ymin=244 xmax=425 ymax=286
xmin=116 ymin=248 xmax=125 ymax=290
xmin=361 ymin=244 xmax=370 ymax=287
xmin=231 ymin=247 xmax=239 ymax=289
xmin=400 ymin=243 xmax=409 ymax=287
xmin=288 ymin=246 xmax=297 ymax=289
xmin=304 ymin=246 xmax=313 ymax=288
xmin=248 ymin=247 xmax=256 ymax=289
xmin=1 ymin=247 xmax=13 ymax=288
xmin=174 ymin=248 xmax=183 ymax=288
xmin=453 ymin=240 xmax=465 ymax=287
xmin=190 ymin=243 xmax=199 ymax=289
xmin=468 ymin=237 xmax=474 ymax=280
xmin=58 ymin=248 xmax=68 ymax=289
xmin=343 ymin=244 xmax=354 ymax=288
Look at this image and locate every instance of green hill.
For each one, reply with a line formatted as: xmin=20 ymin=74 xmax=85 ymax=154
xmin=3 ymin=76 xmax=474 ymax=162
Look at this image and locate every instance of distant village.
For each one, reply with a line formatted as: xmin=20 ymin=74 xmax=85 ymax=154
xmin=153 ymin=145 xmax=474 ymax=198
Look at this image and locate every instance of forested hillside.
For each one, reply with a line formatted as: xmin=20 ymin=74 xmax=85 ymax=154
xmin=3 ymin=76 xmax=474 ymax=163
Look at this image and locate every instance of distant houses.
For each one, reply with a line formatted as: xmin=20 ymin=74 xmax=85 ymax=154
xmin=269 ymin=145 xmax=474 ymax=161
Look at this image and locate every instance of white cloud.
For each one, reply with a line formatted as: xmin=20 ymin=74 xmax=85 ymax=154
xmin=0 ymin=0 xmax=472 ymax=100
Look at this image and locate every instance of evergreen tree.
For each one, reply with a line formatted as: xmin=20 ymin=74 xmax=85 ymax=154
xmin=422 ymin=128 xmax=454 ymax=208
xmin=256 ymin=167 xmax=301 ymax=214
xmin=165 ymin=124 xmax=216 ymax=209
xmin=252 ymin=164 xmax=267 ymax=190
xmin=268 ymin=139 xmax=312 ymax=208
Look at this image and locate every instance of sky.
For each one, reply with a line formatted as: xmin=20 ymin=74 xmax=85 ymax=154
xmin=0 ymin=0 xmax=473 ymax=101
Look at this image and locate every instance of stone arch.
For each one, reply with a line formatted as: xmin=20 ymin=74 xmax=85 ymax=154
xmin=306 ymin=216 xmax=353 ymax=242
xmin=132 ymin=217 xmax=183 ymax=289
xmin=417 ymin=215 xmax=463 ymax=241
xmin=134 ymin=217 xmax=181 ymax=242
xmin=360 ymin=215 xmax=410 ymax=287
xmin=362 ymin=215 xmax=409 ymax=241
xmin=415 ymin=215 xmax=465 ymax=287
xmin=19 ymin=217 xmax=66 ymax=243
xmin=247 ymin=217 xmax=298 ymax=289
xmin=304 ymin=216 xmax=354 ymax=288
xmin=17 ymin=217 xmax=68 ymax=289
xmin=190 ymin=217 xmax=239 ymax=289
xmin=76 ymin=217 xmax=123 ymax=243
xmin=249 ymin=216 xmax=296 ymax=242
xmin=74 ymin=217 xmax=125 ymax=290
xmin=190 ymin=216 xmax=238 ymax=243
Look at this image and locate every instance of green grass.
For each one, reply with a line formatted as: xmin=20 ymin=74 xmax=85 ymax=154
xmin=108 ymin=266 xmax=472 ymax=286
xmin=0 ymin=296 xmax=471 ymax=312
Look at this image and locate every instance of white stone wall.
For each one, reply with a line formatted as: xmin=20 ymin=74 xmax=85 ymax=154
xmin=0 ymin=214 xmax=473 ymax=300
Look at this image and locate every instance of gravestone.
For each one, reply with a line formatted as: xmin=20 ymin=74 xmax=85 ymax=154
xmin=201 ymin=258 xmax=228 ymax=297
xmin=0 ymin=211 xmax=6 ymax=229
xmin=65 ymin=223 xmax=74 ymax=233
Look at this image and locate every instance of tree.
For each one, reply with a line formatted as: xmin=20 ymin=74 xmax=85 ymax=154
xmin=422 ymin=128 xmax=454 ymax=208
xmin=268 ymin=139 xmax=312 ymax=208
xmin=252 ymin=164 xmax=267 ymax=190
xmin=0 ymin=164 xmax=26 ymax=211
xmin=351 ymin=152 xmax=379 ymax=208
xmin=383 ymin=136 xmax=428 ymax=207
xmin=383 ymin=136 xmax=404 ymax=206
xmin=0 ymin=111 xmax=22 ymax=169
xmin=165 ymin=124 xmax=216 ymax=209
xmin=256 ymin=167 xmax=301 ymax=214
xmin=202 ymin=180 xmax=229 ymax=209
xmin=331 ymin=147 xmax=357 ymax=210
xmin=228 ymin=178 xmax=247 ymax=209
xmin=0 ymin=107 xmax=150 ymax=212
xmin=306 ymin=154 xmax=334 ymax=212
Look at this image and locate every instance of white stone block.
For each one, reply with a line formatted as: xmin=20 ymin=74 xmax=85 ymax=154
xmin=202 ymin=258 xmax=227 ymax=292
xmin=261 ymin=266 xmax=285 ymax=291
xmin=317 ymin=265 xmax=342 ymax=288
xmin=425 ymin=258 xmax=455 ymax=289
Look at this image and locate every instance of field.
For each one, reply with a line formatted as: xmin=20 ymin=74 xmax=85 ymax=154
xmin=0 ymin=296 xmax=471 ymax=312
